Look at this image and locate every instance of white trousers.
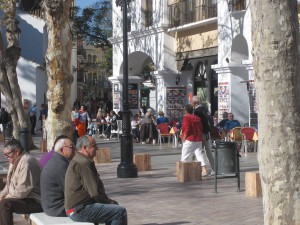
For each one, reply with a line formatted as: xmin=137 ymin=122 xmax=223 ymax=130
xmin=181 ymin=140 xmax=205 ymax=166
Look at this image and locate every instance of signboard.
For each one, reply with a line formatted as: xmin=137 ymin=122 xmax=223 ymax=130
xmin=128 ymin=83 xmax=138 ymax=109
xmin=113 ymin=84 xmax=120 ymax=109
xmin=166 ymin=87 xmax=186 ymax=121
xmin=218 ymin=82 xmax=230 ymax=120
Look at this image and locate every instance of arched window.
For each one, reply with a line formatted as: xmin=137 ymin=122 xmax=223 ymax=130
xmin=195 ymin=61 xmax=207 ymax=80
xmin=145 ymin=0 xmax=153 ymax=27
xmin=88 ymin=54 xmax=92 ymax=63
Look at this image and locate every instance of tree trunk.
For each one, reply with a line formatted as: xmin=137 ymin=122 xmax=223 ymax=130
xmin=251 ymin=1 xmax=300 ymax=224
xmin=0 ymin=0 xmax=35 ymax=149
xmin=43 ymin=0 xmax=73 ymax=149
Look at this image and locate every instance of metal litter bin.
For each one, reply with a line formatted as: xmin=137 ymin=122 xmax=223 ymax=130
xmin=216 ymin=142 xmax=238 ymax=173
xmin=19 ymin=128 xmax=30 ymax=152
xmin=4 ymin=121 xmax=13 ymax=138
xmin=214 ymin=141 xmax=240 ymax=193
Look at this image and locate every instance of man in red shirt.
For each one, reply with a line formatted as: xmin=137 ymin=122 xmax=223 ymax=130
xmin=181 ymin=104 xmax=208 ymax=176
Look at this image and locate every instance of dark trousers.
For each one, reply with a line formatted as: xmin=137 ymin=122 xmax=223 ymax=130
xmin=0 ymin=198 xmax=43 ymax=225
xmin=29 ymin=115 xmax=36 ymax=134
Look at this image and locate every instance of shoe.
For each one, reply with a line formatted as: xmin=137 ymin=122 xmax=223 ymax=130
xmin=142 ymin=142 xmax=145 ymax=144
xmin=202 ymin=171 xmax=208 ymax=177
xmin=152 ymin=140 xmax=156 ymax=145
xmin=209 ymin=170 xmax=215 ymax=176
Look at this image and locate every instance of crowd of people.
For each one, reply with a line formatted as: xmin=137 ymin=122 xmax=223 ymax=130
xmin=0 ymin=93 xmax=245 ymax=225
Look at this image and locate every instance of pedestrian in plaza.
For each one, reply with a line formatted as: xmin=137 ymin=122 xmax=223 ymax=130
xmin=217 ymin=111 xmax=229 ymax=130
xmin=73 ymin=98 xmax=81 ymax=110
xmin=156 ymin=111 xmax=169 ymax=125
xmin=28 ymin=103 xmax=37 ymax=134
xmin=65 ymin=135 xmax=127 ymax=225
xmin=0 ymin=108 xmax=10 ymax=134
xmin=140 ymin=112 xmax=158 ymax=144
xmin=40 ymin=137 xmax=76 ymax=217
xmin=192 ymin=96 xmax=214 ymax=175
xmin=180 ymin=104 xmax=208 ymax=175
xmin=96 ymin=110 xmax=107 ymax=135
xmin=77 ymin=105 xmax=91 ymax=137
xmin=0 ymin=139 xmax=43 ymax=225
xmin=131 ymin=113 xmax=141 ymax=142
xmin=104 ymin=110 xmax=118 ymax=139
xmin=39 ymin=104 xmax=48 ymax=132
xmin=224 ymin=113 xmax=241 ymax=131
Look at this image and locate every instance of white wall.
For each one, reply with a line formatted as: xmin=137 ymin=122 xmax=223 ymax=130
xmin=17 ymin=10 xmax=45 ymax=65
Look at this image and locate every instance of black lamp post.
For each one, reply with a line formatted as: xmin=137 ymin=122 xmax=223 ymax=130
xmin=115 ymin=0 xmax=138 ymax=178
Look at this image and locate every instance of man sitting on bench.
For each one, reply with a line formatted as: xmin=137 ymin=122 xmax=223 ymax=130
xmin=65 ymin=135 xmax=127 ymax=225
xmin=41 ymin=136 xmax=76 ymax=216
xmin=0 ymin=139 xmax=43 ymax=225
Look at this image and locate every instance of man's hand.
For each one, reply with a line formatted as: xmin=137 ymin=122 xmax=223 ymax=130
xmin=110 ymin=199 xmax=119 ymax=205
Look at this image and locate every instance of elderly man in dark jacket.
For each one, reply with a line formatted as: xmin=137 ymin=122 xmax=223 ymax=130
xmin=40 ymin=137 xmax=75 ymax=216
xmin=192 ymin=96 xmax=215 ymax=175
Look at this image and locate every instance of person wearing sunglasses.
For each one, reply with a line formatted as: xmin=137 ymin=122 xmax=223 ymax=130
xmin=40 ymin=137 xmax=76 ymax=217
xmin=0 ymin=139 xmax=43 ymax=225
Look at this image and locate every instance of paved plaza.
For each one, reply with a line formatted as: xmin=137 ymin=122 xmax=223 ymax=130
xmin=0 ymin=133 xmax=263 ymax=225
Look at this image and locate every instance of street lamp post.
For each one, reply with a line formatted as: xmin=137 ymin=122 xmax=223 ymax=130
xmin=115 ymin=0 xmax=137 ymax=178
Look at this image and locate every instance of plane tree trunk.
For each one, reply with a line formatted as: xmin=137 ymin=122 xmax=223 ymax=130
xmin=42 ymin=0 xmax=73 ymax=149
xmin=0 ymin=0 xmax=35 ymax=149
xmin=251 ymin=0 xmax=300 ymax=224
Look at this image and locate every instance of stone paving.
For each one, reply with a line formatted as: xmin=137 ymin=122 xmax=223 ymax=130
xmin=0 ymin=133 xmax=264 ymax=225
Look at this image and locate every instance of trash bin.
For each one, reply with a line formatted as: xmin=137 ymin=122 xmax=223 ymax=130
xmin=4 ymin=121 xmax=13 ymax=138
xmin=19 ymin=128 xmax=30 ymax=152
xmin=214 ymin=141 xmax=240 ymax=193
xmin=216 ymin=141 xmax=238 ymax=174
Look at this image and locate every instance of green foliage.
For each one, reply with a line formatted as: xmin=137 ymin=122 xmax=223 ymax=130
xmin=72 ymin=0 xmax=112 ymax=47
xmin=101 ymin=46 xmax=112 ymax=73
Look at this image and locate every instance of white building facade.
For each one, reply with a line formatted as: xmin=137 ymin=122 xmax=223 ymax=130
xmin=111 ymin=0 xmax=295 ymax=126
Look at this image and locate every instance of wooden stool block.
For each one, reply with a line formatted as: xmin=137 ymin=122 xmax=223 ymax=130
xmin=0 ymin=134 xmax=3 ymax=142
xmin=176 ymin=161 xmax=202 ymax=182
xmin=40 ymin=139 xmax=47 ymax=152
xmin=94 ymin=147 xmax=111 ymax=163
xmin=245 ymin=171 xmax=262 ymax=197
xmin=133 ymin=154 xmax=151 ymax=171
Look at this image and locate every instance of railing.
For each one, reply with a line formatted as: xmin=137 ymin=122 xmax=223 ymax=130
xmin=168 ymin=0 xmax=217 ymax=28
xmin=168 ymin=0 xmax=246 ymax=28
xmin=20 ymin=0 xmax=43 ymax=18
xmin=228 ymin=0 xmax=246 ymax=12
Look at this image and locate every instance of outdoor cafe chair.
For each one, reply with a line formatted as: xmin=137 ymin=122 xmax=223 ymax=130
xmin=240 ymin=127 xmax=258 ymax=155
xmin=110 ymin=120 xmax=123 ymax=140
xmin=157 ymin=123 xmax=172 ymax=146
xmin=226 ymin=127 xmax=243 ymax=153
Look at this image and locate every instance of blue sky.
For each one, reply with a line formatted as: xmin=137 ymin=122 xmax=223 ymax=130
xmin=76 ymin=0 xmax=97 ymax=9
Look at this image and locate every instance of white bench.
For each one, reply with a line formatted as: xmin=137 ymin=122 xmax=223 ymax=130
xmin=30 ymin=212 xmax=100 ymax=225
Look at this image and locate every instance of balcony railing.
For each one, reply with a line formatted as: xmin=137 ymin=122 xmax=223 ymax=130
xmin=168 ymin=0 xmax=217 ymax=28
xmin=228 ymin=0 xmax=246 ymax=12
xmin=168 ymin=0 xmax=246 ymax=28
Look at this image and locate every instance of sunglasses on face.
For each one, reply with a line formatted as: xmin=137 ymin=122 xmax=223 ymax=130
xmin=3 ymin=148 xmax=16 ymax=157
